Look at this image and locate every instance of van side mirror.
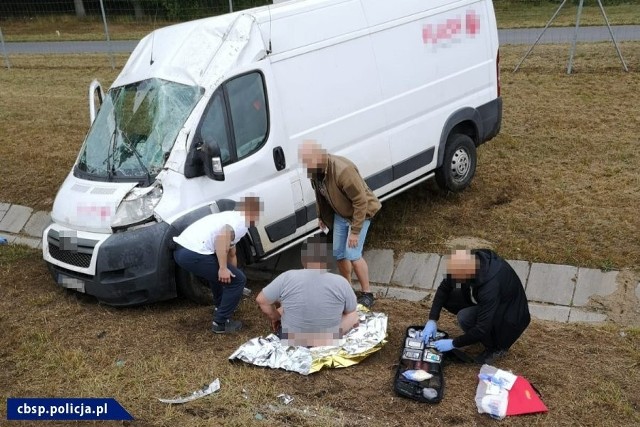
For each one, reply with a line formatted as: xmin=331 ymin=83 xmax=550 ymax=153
xmin=198 ymin=138 xmax=225 ymax=181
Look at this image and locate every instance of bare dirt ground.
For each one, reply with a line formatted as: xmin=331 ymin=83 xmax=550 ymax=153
xmin=1 ymin=246 xmax=638 ymax=426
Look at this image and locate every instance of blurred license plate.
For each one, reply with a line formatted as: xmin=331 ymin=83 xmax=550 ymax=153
xmin=57 ymin=273 xmax=86 ymax=293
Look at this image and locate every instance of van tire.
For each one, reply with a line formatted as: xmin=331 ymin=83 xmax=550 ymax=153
xmin=176 ymin=267 xmax=213 ymax=305
xmin=435 ymin=134 xmax=477 ymax=192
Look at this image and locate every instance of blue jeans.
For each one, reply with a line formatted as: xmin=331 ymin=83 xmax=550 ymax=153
xmin=332 ymin=213 xmax=371 ymax=261
xmin=174 ymin=246 xmax=246 ymax=324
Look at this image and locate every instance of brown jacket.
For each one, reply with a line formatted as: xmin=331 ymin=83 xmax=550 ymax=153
xmin=311 ymin=154 xmax=381 ymax=234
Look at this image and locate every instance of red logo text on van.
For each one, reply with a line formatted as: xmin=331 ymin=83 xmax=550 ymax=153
xmin=77 ymin=204 xmax=112 ymax=220
xmin=422 ymin=10 xmax=480 ymax=45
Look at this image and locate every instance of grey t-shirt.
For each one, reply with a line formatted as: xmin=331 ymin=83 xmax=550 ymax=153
xmin=261 ymin=269 xmax=357 ymax=333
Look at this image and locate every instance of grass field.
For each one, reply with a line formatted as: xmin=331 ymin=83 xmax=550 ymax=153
xmin=0 ymin=3 xmax=639 ymax=42
xmin=1 ymin=44 xmax=638 ymax=269
xmin=0 ymin=245 xmax=639 ymax=426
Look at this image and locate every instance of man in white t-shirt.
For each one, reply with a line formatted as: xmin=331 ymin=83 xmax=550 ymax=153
xmin=173 ymin=196 xmax=261 ymax=334
xmin=256 ymin=236 xmax=359 ymax=347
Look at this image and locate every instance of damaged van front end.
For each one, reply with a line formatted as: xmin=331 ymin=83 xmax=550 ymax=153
xmin=43 ymin=78 xmax=204 ymax=305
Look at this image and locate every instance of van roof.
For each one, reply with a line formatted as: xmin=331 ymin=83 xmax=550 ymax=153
xmin=112 ymin=0 xmax=460 ymax=89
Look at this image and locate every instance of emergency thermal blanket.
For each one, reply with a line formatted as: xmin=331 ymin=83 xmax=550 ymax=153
xmin=229 ymin=309 xmax=387 ymax=375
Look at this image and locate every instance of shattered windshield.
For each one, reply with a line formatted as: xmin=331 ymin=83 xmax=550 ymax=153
xmin=76 ymin=78 xmax=203 ymax=183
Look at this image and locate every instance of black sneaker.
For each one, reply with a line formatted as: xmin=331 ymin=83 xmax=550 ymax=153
xmin=474 ymin=349 xmax=508 ymax=365
xmin=212 ymin=319 xmax=243 ymax=334
xmin=357 ymin=292 xmax=375 ymax=309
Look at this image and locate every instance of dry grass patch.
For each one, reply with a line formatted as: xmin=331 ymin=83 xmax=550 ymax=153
xmin=0 ymin=54 xmax=124 ymax=209
xmin=1 ymin=247 xmax=639 ymax=426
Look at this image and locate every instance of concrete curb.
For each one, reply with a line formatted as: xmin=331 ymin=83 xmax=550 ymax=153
xmin=0 ymin=203 xmax=49 ymax=248
xmin=3 ymin=202 xmax=636 ymax=324
xmin=244 ymin=245 xmax=638 ymax=325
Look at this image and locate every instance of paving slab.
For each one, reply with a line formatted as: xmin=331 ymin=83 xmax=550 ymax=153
xmin=507 ymin=259 xmax=531 ymax=289
xmin=391 ymin=252 xmax=441 ymax=289
xmin=526 ymin=263 xmax=577 ymax=306
xmin=0 ymin=205 xmax=33 ymax=234
xmin=22 ymin=211 xmax=51 ymax=238
xmin=573 ymin=268 xmax=618 ymax=307
xmin=359 ymin=249 xmax=394 ymax=284
xmin=386 ymin=286 xmax=430 ymax=302
xmin=0 ymin=203 xmax=10 ymax=222
xmin=13 ymin=236 xmax=41 ymax=249
xmin=528 ymin=303 xmax=570 ymax=323
xmin=568 ymin=309 xmax=608 ymax=323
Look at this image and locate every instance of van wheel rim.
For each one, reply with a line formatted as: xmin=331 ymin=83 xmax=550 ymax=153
xmin=451 ymin=148 xmax=470 ymax=183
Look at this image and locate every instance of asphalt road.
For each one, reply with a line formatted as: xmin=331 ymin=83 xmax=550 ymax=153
xmin=3 ymin=25 xmax=640 ymax=54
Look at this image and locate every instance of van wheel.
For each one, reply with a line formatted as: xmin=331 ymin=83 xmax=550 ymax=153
xmin=175 ymin=267 xmax=213 ymax=305
xmin=435 ymin=134 xmax=477 ymax=192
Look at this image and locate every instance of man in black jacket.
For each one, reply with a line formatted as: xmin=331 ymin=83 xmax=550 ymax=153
xmin=421 ymin=249 xmax=531 ymax=364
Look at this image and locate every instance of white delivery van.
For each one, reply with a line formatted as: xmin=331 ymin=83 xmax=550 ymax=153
xmin=43 ymin=0 xmax=502 ymax=306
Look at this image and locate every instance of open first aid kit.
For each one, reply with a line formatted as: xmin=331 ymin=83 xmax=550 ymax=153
xmin=393 ymin=326 xmax=449 ymax=403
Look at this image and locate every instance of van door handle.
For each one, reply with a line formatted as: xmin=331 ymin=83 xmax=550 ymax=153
xmin=273 ymin=146 xmax=286 ymax=171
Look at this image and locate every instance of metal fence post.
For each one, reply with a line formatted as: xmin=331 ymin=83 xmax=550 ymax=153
xmin=98 ymin=0 xmax=115 ymax=69
xmin=0 ymin=27 xmax=11 ymax=69
xmin=567 ymin=0 xmax=585 ymax=74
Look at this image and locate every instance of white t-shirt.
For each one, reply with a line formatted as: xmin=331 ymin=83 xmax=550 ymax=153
xmin=173 ymin=211 xmax=248 ymax=255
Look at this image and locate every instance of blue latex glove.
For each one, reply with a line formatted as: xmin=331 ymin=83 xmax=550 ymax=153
xmin=434 ymin=339 xmax=455 ymax=352
xmin=421 ymin=320 xmax=438 ymax=343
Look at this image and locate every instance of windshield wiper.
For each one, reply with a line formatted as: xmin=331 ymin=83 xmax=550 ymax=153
xmin=119 ymin=131 xmax=152 ymax=186
xmin=101 ymin=120 xmax=119 ymax=181
xmin=106 ymin=125 xmax=117 ymax=181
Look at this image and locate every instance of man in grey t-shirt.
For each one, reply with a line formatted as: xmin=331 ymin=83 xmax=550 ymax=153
xmin=256 ymin=236 xmax=359 ymax=347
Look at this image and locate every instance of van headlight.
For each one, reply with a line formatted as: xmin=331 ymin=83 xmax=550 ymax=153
xmin=112 ymin=186 xmax=162 ymax=229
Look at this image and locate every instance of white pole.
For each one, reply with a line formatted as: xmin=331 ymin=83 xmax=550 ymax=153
xmin=0 ymin=27 xmax=11 ymax=69
xmin=229 ymin=0 xmax=234 ymax=13
xmin=567 ymin=0 xmax=585 ymax=74
xmin=98 ymin=0 xmax=115 ymax=69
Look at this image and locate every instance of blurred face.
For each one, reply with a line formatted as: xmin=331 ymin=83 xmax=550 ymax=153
xmin=240 ymin=197 xmax=262 ymax=227
xmin=299 ymin=140 xmax=327 ymax=176
xmin=446 ymin=250 xmax=478 ymax=281
xmin=301 ymin=240 xmax=331 ymax=269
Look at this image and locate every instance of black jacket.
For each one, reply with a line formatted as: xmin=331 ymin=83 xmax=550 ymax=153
xmin=428 ymin=249 xmax=530 ymax=349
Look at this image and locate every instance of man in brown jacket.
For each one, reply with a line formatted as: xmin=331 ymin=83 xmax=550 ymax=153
xmin=299 ymin=140 xmax=381 ymax=308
